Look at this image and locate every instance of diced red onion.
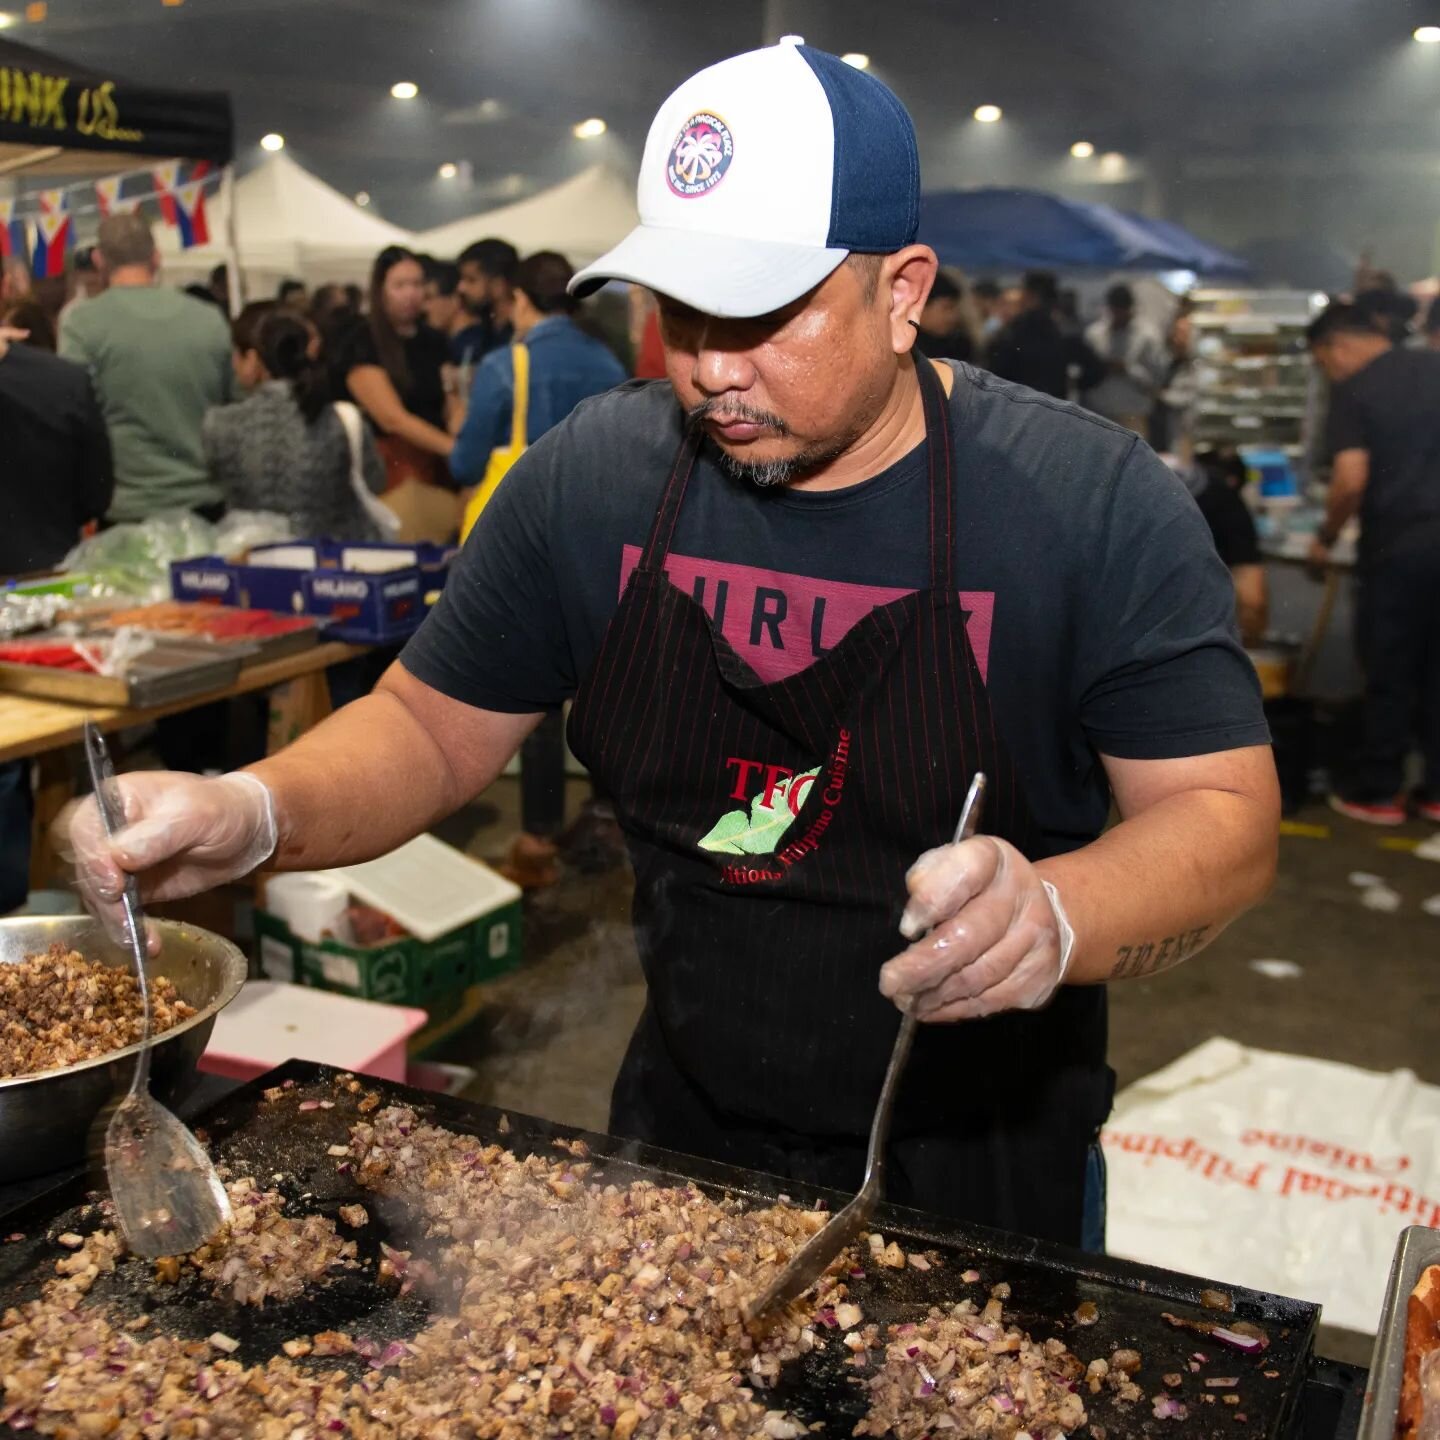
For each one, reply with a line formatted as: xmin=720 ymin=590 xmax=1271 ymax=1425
xmin=298 ymin=1100 xmax=321 ymax=1112
xmin=1153 ymin=1395 xmax=1189 ymax=1420
xmin=1211 ymin=1327 xmax=1267 ymax=1354
xmin=600 ymin=1404 xmax=617 ymax=1425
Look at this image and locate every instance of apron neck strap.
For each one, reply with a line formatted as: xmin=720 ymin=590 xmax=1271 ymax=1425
xmin=640 ymin=357 xmax=956 ymax=587
xmin=638 ymin=421 xmax=704 ymax=573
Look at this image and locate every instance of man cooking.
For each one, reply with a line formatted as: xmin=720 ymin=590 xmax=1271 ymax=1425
xmin=68 ymin=40 xmax=1279 ymax=1250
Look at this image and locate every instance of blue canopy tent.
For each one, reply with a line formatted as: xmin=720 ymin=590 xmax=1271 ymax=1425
xmin=1123 ymin=215 xmax=1251 ymax=278
xmin=917 ymin=187 xmax=1247 ymax=276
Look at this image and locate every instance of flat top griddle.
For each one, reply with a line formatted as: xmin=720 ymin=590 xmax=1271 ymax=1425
xmin=0 ymin=1060 xmax=1320 ymax=1438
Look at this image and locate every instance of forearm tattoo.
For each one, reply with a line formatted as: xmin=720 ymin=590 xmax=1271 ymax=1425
xmin=1111 ymin=925 xmax=1211 ymax=980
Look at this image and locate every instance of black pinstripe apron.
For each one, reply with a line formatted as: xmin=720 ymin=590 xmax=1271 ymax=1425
xmin=568 ymin=358 xmax=1109 ymax=1243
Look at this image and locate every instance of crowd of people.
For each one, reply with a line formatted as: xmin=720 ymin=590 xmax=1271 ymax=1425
xmin=1 ymin=211 xmax=1438 ymax=852
xmin=0 ymin=213 xmax=628 ymax=563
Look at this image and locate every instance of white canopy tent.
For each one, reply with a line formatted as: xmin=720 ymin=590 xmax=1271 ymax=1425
xmin=159 ymin=151 xmax=416 ymax=296
xmin=413 ymin=164 xmax=636 ymax=266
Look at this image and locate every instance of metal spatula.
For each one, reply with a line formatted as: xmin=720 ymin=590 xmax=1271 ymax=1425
xmin=742 ymin=772 xmax=987 ymax=1322
xmin=84 ymin=722 xmax=230 ymax=1258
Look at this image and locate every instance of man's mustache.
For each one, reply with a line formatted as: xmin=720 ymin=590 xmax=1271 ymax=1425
xmin=686 ymin=398 xmax=789 ymax=434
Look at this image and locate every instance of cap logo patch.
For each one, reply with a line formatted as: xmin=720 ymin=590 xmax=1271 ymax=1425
xmin=666 ymin=111 xmax=734 ymax=197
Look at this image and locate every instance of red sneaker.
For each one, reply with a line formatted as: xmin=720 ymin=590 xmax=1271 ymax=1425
xmin=1327 ymin=793 xmax=1407 ymax=826
xmin=1416 ymin=798 xmax=1440 ymax=824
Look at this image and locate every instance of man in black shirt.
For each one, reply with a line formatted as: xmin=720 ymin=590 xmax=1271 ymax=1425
xmin=985 ymin=270 xmax=1103 ymax=399
xmin=1308 ymin=303 xmax=1440 ymax=824
xmin=0 ymin=310 xmax=113 ymax=575
xmin=67 ymin=40 xmax=1278 ymax=1251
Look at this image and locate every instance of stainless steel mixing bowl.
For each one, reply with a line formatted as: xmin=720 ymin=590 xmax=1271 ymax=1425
xmin=0 ymin=916 xmax=247 ymax=1184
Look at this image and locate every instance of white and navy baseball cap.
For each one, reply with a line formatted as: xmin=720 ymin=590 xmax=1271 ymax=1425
xmin=569 ymin=36 xmax=921 ymax=318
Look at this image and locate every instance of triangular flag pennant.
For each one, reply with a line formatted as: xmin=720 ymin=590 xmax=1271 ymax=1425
xmin=38 ymin=188 xmax=67 ymax=215
xmin=30 ymin=211 xmax=72 ymax=279
xmin=94 ymin=176 xmax=123 ymax=217
xmin=0 ymin=198 xmax=26 ymax=261
xmin=152 ymin=161 xmax=181 ymax=225
xmin=173 ymin=182 xmax=209 ymax=249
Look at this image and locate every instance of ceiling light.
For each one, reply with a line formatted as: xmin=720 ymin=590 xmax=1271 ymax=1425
xmin=973 ymin=104 xmax=1002 ymax=124
xmin=1070 ymin=140 xmax=1095 ymax=159
xmin=438 ymin=161 xmax=458 ymax=180
xmin=1098 ymin=150 xmax=1127 ymax=177
xmin=841 ymin=52 xmax=870 ymax=70
xmin=260 ymin=132 xmax=285 ymax=152
xmin=1415 ymin=25 xmax=1440 ymax=41
xmin=0 ymin=11 xmax=16 ymax=25
xmin=354 ymin=191 xmax=370 ymax=207
xmin=572 ymin=117 xmax=607 ymax=139
xmin=22 ymin=1 xmax=41 ymax=20
xmin=390 ymin=81 xmax=419 ymax=100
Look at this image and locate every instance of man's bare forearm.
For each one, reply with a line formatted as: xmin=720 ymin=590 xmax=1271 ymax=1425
xmin=244 ymin=670 xmax=541 ymax=871
xmin=1035 ymin=786 xmax=1278 ymax=984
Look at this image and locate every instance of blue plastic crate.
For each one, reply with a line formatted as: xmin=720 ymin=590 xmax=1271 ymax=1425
xmin=170 ymin=540 xmax=449 ymax=644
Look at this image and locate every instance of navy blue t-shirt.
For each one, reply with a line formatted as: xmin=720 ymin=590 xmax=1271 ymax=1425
xmin=402 ymin=362 xmax=1268 ymax=857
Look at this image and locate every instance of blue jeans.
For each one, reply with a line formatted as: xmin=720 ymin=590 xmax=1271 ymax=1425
xmin=1081 ymin=1142 xmax=1108 ymax=1254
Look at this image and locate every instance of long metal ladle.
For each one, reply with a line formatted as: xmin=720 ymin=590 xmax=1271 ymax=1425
xmin=84 ymin=721 xmax=230 ymax=1258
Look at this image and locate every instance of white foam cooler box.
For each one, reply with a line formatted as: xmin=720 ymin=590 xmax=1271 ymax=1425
xmin=254 ymin=835 xmax=523 ymax=1013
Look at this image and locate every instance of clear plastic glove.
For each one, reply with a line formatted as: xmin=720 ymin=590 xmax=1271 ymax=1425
xmin=878 ymin=835 xmax=1069 ymax=1022
xmin=60 ymin=770 xmax=278 ymax=950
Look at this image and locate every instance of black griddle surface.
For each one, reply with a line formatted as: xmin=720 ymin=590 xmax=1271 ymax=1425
xmin=0 ymin=1060 xmax=1320 ymax=1437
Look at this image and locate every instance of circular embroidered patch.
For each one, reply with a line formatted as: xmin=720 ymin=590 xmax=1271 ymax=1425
xmin=666 ymin=111 xmax=735 ymax=197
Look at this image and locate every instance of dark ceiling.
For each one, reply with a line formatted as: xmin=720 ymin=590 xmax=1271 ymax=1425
xmin=13 ymin=0 xmax=1440 ymax=281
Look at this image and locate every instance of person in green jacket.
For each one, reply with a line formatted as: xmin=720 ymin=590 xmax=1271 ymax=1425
xmin=59 ymin=211 xmax=232 ymax=523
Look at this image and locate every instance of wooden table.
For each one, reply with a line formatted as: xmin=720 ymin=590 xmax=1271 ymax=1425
xmin=0 ymin=640 xmax=367 ymax=888
xmin=0 ymin=641 xmax=365 ymax=765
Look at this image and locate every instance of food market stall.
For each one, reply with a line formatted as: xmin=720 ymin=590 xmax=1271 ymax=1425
xmin=0 ymin=35 xmax=235 ymax=306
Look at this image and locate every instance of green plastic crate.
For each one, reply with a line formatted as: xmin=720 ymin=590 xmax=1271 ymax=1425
xmin=255 ymin=896 xmax=520 ymax=1008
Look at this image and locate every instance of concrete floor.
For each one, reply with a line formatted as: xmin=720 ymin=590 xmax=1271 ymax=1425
xmin=431 ymin=779 xmax=1440 ymax=1366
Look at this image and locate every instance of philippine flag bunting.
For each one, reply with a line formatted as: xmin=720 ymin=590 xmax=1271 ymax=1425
xmin=94 ymin=176 xmax=123 ymax=218
xmin=30 ymin=211 xmax=73 ymax=279
xmin=173 ymin=182 xmax=209 ymax=249
xmin=151 ymin=161 xmax=181 ymax=225
xmin=0 ymin=199 xmax=26 ymax=261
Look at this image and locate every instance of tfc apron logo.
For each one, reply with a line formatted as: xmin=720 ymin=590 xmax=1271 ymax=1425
xmin=699 ymin=761 xmax=818 ymax=860
xmin=699 ymin=731 xmax=854 ymax=885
